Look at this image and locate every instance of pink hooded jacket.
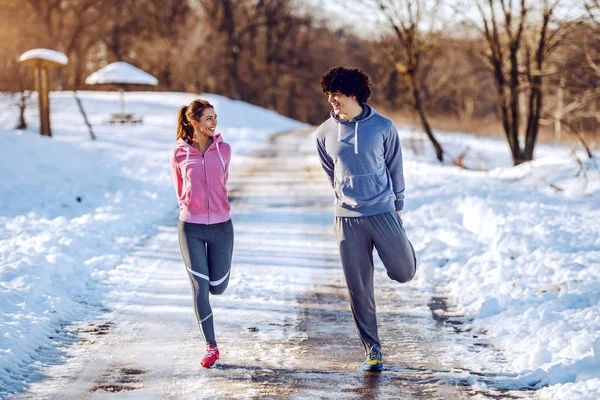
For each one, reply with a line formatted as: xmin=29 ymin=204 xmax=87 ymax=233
xmin=170 ymin=135 xmax=232 ymax=224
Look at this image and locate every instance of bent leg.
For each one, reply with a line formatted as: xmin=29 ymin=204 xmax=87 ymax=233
xmin=179 ymin=221 xmax=216 ymax=345
xmin=206 ymin=219 xmax=234 ymax=295
xmin=370 ymin=212 xmax=417 ymax=283
xmin=335 ymin=217 xmax=381 ymax=354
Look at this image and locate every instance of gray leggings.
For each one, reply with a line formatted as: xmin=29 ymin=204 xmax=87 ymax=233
xmin=178 ymin=219 xmax=234 ymax=346
xmin=334 ymin=211 xmax=417 ymax=354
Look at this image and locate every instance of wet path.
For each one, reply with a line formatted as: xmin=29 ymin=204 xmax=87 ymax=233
xmin=13 ymin=129 xmax=536 ymax=399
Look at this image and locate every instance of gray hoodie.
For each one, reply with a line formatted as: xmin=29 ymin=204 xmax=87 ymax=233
xmin=315 ymin=105 xmax=405 ymax=217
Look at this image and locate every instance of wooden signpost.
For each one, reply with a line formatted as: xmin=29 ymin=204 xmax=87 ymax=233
xmin=19 ymin=49 xmax=68 ymax=137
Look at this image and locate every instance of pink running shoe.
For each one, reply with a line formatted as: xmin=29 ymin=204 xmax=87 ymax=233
xmin=201 ymin=344 xmax=220 ymax=368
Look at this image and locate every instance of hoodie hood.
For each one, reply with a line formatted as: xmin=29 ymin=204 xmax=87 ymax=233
xmin=330 ymin=105 xmax=375 ymax=154
xmin=329 ymin=104 xmax=375 ymax=124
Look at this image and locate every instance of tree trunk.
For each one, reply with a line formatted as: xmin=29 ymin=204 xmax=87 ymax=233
xmin=265 ymin=15 xmax=276 ymax=109
xmin=523 ymin=9 xmax=552 ymax=163
xmin=523 ymin=76 xmax=542 ymax=162
xmin=407 ymin=72 xmax=444 ymax=162
xmin=229 ymin=48 xmax=241 ymax=100
xmin=73 ymin=91 xmax=96 ymax=141
xmin=15 ymin=91 xmax=29 ymax=130
xmin=488 ymin=49 xmax=520 ymax=163
xmin=220 ymin=1 xmax=241 ymax=100
xmin=509 ymin=47 xmax=521 ymax=161
xmin=287 ymin=80 xmax=297 ymax=120
xmin=554 ymin=76 xmax=565 ymax=140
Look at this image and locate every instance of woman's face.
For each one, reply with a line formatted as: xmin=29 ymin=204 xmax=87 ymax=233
xmin=191 ymin=107 xmax=217 ymax=139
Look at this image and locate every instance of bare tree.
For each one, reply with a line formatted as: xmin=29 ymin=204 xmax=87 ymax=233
xmin=137 ymin=0 xmax=191 ymax=90
xmin=0 ymin=1 xmax=37 ymax=129
xmin=544 ymin=1 xmax=599 ymax=157
xmin=10 ymin=0 xmax=107 ymax=90
xmin=198 ymin=0 xmax=265 ymax=100
xmin=585 ymin=0 xmax=600 ymax=21
xmin=3 ymin=0 xmax=592 ymax=134
xmin=262 ymin=0 xmax=298 ymax=109
xmin=364 ymin=0 xmax=445 ymax=162
xmin=475 ymin=0 xmax=567 ymax=165
xmin=15 ymin=91 xmax=32 ymax=129
xmin=99 ymin=0 xmax=140 ymax=61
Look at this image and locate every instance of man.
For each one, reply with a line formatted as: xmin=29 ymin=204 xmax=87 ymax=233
xmin=315 ymin=66 xmax=417 ymax=371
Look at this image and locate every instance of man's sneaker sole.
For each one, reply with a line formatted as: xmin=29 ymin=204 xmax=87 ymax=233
xmin=362 ymin=362 xmax=383 ymax=372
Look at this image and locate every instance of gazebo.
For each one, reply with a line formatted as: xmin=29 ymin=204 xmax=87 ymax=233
xmin=85 ymin=61 xmax=158 ymax=124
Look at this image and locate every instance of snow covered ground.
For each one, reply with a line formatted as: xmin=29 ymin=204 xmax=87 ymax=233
xmin=0 ymin=91 xmax=599 ymax=399
xmin=0 ymin=91 xmax=306 ymax=396
xmin=400 ymin=127 xmax=600 ymax=399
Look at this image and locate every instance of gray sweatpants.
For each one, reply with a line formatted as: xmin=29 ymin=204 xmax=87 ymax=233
xmin=178 ymin=219 xmax=234 ymax=346
xmin=334 ymin=211 xmax=417 ymax=354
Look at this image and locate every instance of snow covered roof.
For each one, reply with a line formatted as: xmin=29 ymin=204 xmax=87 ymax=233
xmin=19 ymin=49 xmax=68 ymax=67
xmin=85 ymin=62 xmax=159 ymax=86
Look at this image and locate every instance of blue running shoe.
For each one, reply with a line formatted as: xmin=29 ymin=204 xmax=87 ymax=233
xmin=362 ymin=350 xmax=383 ymax=371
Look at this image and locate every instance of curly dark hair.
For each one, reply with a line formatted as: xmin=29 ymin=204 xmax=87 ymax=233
xmin=319 ymin=66 xmax=372 ymax=105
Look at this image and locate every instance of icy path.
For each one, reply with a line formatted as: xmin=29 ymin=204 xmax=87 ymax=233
xmin=13 ymin=130 xmax=536 ymax=399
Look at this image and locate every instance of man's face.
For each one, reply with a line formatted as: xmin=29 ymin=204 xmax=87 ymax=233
xmin=326 ymin=91 xmax=358 ymax=116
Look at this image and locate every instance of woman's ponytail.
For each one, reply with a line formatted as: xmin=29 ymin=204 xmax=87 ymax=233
xmin=177 ymin=105 xmax=195 ymax=142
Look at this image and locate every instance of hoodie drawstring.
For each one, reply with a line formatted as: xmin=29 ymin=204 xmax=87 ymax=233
xmin=215 ymin=141 xmax=226 ymax=171
xmin=182 ymin=146 xmax=190 ymax=191
xmin=337 ymin=121 xmax=359 ymax=154
xmin=354 ymin=121 xmax=359 ymax=154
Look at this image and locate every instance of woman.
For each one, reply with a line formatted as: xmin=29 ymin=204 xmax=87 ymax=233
xmin=170 ymin=99 xmax=233 ymax=368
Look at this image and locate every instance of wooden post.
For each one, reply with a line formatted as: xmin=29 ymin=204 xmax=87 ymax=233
xmin=554 ymin=76 xmax=565 ymax=141
xmin=19 ymin=49 xmax=68 ymax=137
xmin=34 ymin=65 xmax=52 ymax=136
xmin=120 ymin=88 xmax=125 ymax=114
xmin=40 ymin=66 xmax=51 ymax=136
xmin=34 ymin=67 xmax=44 ymax=135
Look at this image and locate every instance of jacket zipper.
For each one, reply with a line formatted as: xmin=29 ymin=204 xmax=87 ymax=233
xmin=202 ymin=154 xmax=210 ymax=224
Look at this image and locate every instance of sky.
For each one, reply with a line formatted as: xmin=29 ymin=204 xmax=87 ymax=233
xmin=301 ymin=0 xmax=589 ymax=40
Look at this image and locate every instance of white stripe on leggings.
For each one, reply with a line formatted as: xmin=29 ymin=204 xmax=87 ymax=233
xmin=186 ymin=267 xmax=209 ymax=281
xmin=186 ymin=267 xmax=231 ymax=286
xmin=209 ymin=269 xmax=230 ymax=286
xmin=200 ymin=313 xmax=213 ymax=323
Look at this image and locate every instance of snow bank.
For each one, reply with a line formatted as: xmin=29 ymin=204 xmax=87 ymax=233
xmin=400 ymin=127 xmax=600 ymax=398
